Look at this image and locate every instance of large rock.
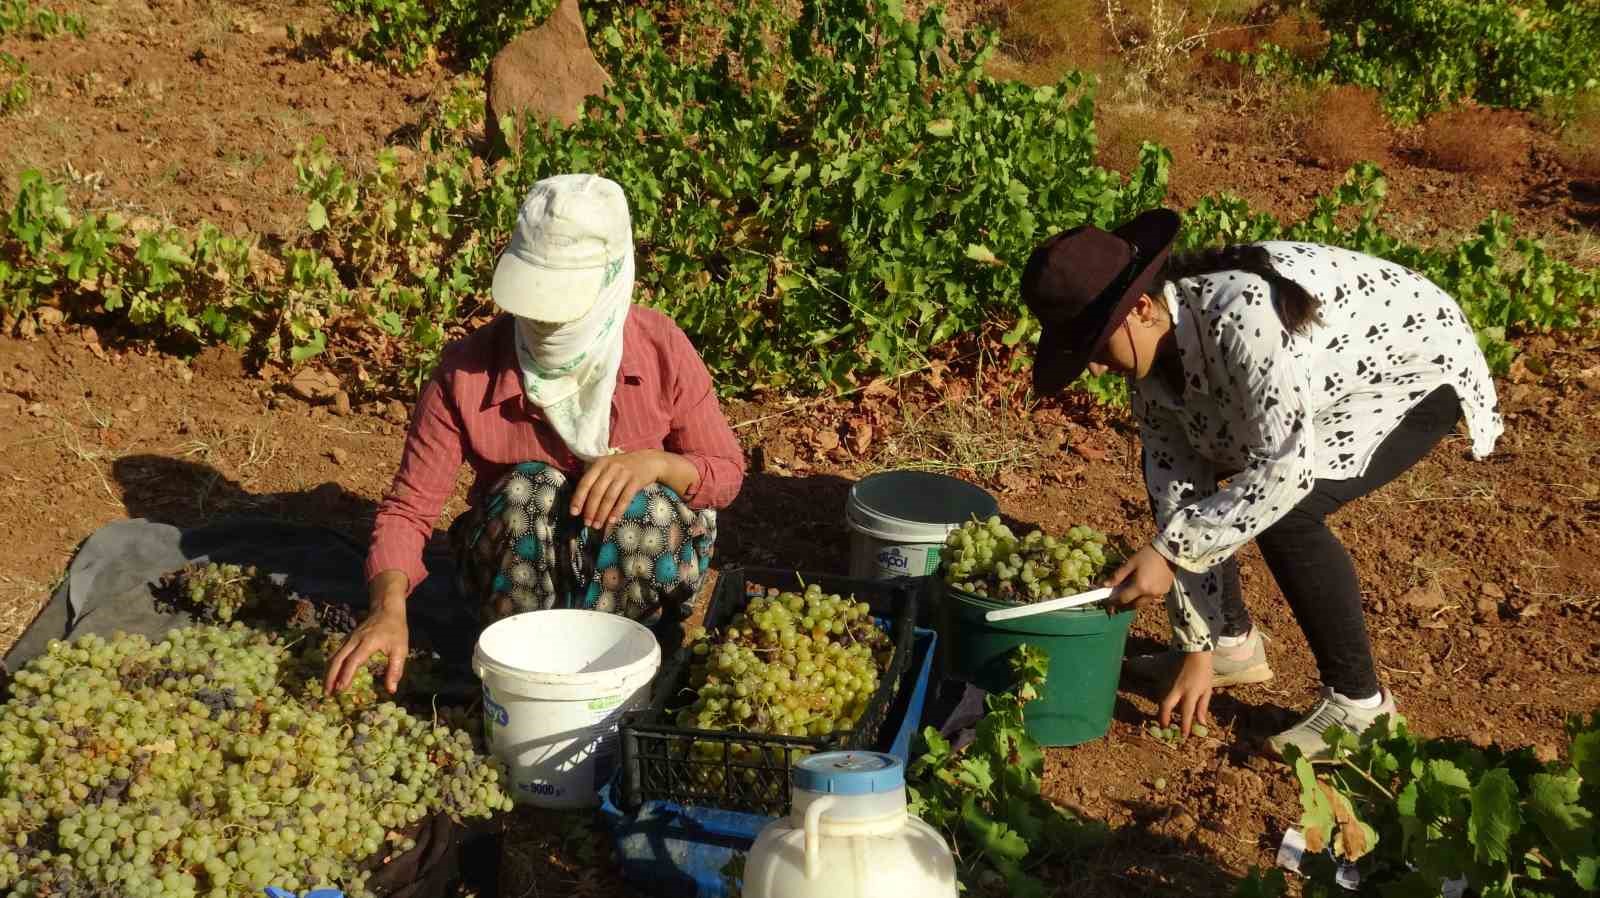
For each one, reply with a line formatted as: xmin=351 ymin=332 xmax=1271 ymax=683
xmin=485 ymin=0 xmax=611 ymax=149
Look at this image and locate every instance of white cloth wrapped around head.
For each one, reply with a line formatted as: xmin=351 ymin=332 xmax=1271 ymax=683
xmin=493 ymin=174 xmax=634 ymax=462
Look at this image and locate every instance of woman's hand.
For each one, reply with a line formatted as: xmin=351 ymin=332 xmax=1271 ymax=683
xmin=1104 ymin=543 xmax=1177 ymax=611
xmin=572 ymin=450 xmax=697 ymax=530
xmin=1160 ymin=651 xmax=1214 ymax=736
xmin=324 ymin=572 xmax=410 ymax=696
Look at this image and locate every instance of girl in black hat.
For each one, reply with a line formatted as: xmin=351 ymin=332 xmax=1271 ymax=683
xmin=1022 ymin=211 xmax=1502 ymax=759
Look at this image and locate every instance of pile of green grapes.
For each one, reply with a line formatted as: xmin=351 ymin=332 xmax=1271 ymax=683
xmin=0 ymin=559 xmax=509 ymax=898
xmin=676 ymin=585 xmax=895 ymax=744
xmin=0 ymin=625 xmax=512 ymax=898
xmin=942 ymin=517 xmax=1121 ymax=604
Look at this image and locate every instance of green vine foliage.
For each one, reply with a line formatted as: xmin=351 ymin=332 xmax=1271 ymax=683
xmin=907 ymin=646 xmax=1107 ymax=897
xmin=1 ymin=1 xmax=1597 ymax=396
xmin=0 ymin=0 xmax=84 ymax=38
xmin=1261 ymin=710 xmax=1600 ymax=898
xmin=1234 ymin=1 xmax=1600 ymax=123
xmin=329 ymin=0 xmax=557 ymax=71
xmin=1180 ymin=164 xmax=1600 ymax=375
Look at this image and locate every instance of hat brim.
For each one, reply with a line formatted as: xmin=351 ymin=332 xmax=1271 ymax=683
xmin=1032 ymin=209 xmax=1182 ymax=395
xmin=491 ymin=252 xmax=608 ymax=323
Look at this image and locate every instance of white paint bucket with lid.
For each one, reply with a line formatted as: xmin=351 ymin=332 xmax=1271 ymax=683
xmin=845 ymin=471 xmax=1000 ymax=581
xmin=472 ymin=609 xmax=660 ymax=808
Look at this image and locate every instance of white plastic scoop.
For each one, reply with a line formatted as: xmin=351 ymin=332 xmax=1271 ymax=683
xmin=983 ymin=587 xmax=1115 ymax=622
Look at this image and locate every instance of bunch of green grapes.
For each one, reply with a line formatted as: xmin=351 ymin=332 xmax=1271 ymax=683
xmin=675 ymin=586 xmax=892 ymax=737
xmin=0 ymin=624 xmax=514 ymax=898
xmin=941 ymin=516 xmax=1121 ymax=604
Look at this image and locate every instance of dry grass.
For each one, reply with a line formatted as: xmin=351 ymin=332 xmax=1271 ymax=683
xmin=1096 ymin=101 xmax=1198 ymax=174
xmin=1416 ymin=105 xmax=1528 ymax=174
xmin=1554 ymin=92 xmax=1600 ymax=181
xmin=1298 ymin=84 xmax=1390 ymax=168
xmin=869 ymin=393 xmax=1044 ymax=478
xmin=986 ymin=0 xmax=1119 ymax=85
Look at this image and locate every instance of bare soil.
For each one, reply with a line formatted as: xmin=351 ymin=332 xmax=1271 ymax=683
xmin=2 ymin=0 xmax=1599 ymax=895
xmin=3 ymin=324 xmax=1597 ymax=895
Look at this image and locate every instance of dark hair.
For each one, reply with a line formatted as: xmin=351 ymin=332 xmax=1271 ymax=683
xmin=1159 ymin=245 xmax=1323 ymax=334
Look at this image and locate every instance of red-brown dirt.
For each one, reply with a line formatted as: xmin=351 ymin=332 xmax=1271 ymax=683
xmin=3 ymin=0 xmax=1600 ymax=895
xmin=3 ymin=324 xmax=1597 ymax=895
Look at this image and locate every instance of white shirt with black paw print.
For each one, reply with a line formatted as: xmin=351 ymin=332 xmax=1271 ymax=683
xmin=1132 ymin=241 xmax=1503 ymax=651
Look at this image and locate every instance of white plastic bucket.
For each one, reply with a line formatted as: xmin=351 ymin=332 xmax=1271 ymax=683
xmin=845 ymin=471 xmax=999 ymax=581
xmin=472 ymin=609 xmax=660 ymax=809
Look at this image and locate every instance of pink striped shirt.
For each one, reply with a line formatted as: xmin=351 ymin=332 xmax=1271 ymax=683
xmin=366 ymin=308 xmax=746 ymax=593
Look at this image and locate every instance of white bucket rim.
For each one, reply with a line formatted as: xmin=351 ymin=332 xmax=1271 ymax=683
xmin=472 ymin=609 xmax=661 ymax=692
xmin=845 ymin=499 xmax=961 ymax=544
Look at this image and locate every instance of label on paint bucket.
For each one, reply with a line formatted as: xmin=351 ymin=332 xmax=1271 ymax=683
xmin=875 ymin=544 xmax=940 ymax=578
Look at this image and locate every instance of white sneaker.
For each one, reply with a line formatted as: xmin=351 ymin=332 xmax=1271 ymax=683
xmin=1267 ymin=687 xmax=1398 ymax=762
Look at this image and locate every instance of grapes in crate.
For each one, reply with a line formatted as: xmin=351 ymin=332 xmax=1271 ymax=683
xmin=941 ymin=516 xmax=1123 ymax=604
xmin=671 ymin=585 xmax=895 ymax=787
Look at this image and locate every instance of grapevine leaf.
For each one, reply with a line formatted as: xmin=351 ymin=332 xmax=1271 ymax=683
xmin=305 ymin=200 xmax=329 ymax=232
xmin=961 ymin=795 xmax=1029 ymax=863
xmin=1000 ymin=793 xmax=1044 ymax=842
xmin=1527 ymin=772 xmax=1598 ymax=883
xmin=1569 ymin=728 xmax=1600 ymax=785
xmin=955 ymin=756 xmax=996 ymax=794
xmin=992 ymin=858 xmax=1047 ymax=898
xmin=1295 ymin=757 xmax=1336 ymax=854
xmin=964 ymin=243 xmax=1000 ymax=265
xmin=1467 ymin=768 xmax=1521 ymax=865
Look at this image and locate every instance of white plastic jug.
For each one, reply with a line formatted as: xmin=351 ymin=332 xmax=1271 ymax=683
xmin=743 ymin=752 xmax=958 ymax=898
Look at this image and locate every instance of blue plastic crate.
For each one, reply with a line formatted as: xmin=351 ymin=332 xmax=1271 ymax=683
xmin=598 ymin=627 xmax=938 ymax=898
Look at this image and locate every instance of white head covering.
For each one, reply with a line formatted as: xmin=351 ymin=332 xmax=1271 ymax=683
xmin=494 ymin=175 xmax=634 ymax=461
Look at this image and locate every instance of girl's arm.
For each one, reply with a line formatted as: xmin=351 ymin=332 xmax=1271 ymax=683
xmin=1138 ymin=403 xmax=1230 ymax=653
xmin=1155 ymin=292 xmax=1318 ymax=573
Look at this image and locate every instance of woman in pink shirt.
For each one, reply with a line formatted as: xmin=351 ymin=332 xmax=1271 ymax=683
xmin=325 ymin=175 xmax=746 ymax=695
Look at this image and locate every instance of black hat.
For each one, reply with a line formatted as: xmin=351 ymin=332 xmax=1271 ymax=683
xmin=1021 ymin=209 xmax=1182 ymax=395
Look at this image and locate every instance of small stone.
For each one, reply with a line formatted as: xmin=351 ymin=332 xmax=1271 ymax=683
xmin=26 ymin=402 xmax=46 ymax=417
xmin=385 ymin=399 xmax=409 ymax=425
xmin=332 ymin=389 xmax=352 ymax=417
xmin=1475 ymin=597 xmax=1499 ymax=619
xmin=213 ymin=196 xmax=241 ymax=216
xmin=35 ymin=307 xmax=65 ymax=328
xmin=1519 ymin=602 xmax=1543 ymax=620
xmin=1216 ymin=767 xmax=1242 ymax=789
xmin=16 ymin=315 xmax=38 ymax=340
xmin=1400 ymin=581 xmax=1447 ymax=609
xmin=1472 ymin=626 xmax=1489 ymax=640
xmin=289 ymin=368 xmax=340 ymax=403
xmin=330 ymin=447 xmax=349 ymax=466
xmin=1534 ymin=744 xmax=1559 ymax=764
xmin=176 ymin=366 xmax=193 ymax=383
xmin=1153 ymin=777 xmax=1167 ymax=792
xmin=128 ymin=395 xmax=148 ymax=414
xmin=1480 ymin=582 xmax=1506 ymax=599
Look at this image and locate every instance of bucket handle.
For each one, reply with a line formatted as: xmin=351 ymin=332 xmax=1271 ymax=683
xmin=803 ymin=796 xmax=837 ymax=880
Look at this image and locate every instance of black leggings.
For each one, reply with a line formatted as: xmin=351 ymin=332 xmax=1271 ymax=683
xmin=1207 ymin=386 xmax=1462 ymax=698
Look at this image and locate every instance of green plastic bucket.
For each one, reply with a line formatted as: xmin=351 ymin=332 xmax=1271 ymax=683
xmin=938 ymin=582 xmax=1133 ymax=747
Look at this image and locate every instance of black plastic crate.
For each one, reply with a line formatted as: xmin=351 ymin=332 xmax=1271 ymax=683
xmin=618 ymin=566 xmax=918 ymax=816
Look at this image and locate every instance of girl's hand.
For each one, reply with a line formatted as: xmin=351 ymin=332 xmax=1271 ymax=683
xmin=572 ymin=450 xmax=670 ymax=530
xmin=1104 ymin=543 xmax=1177 ymax=611
xmin=1160 ymin=651 xmax=1214 ymax=736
